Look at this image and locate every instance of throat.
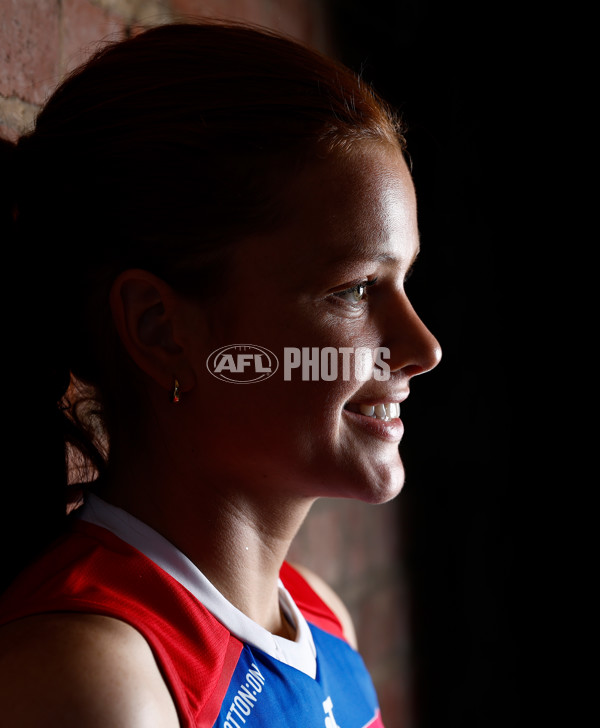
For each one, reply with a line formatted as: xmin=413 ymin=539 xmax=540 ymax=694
xmin=276 ymin=606 xmax=297 ymax=641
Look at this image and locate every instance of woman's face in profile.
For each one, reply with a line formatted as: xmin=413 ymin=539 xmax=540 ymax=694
xmin=185 ymin=141 xmax=441 ymax=504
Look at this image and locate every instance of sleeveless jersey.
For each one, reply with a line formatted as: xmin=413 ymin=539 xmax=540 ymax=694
xmin=0 ymin=496 xmax=384 ymax=727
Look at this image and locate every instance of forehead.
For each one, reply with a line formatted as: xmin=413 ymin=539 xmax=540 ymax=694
xmin=235 ymin=142 xmax=418 ymax=279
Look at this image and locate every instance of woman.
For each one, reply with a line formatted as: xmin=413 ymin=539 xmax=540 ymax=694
xmin=0 ymin=21 xmax=441 ymax=727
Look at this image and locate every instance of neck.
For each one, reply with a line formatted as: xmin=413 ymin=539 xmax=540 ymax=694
xmin=98 ymin=452 xmax=315 ymax=636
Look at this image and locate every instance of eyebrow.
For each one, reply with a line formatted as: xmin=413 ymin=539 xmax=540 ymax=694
xmin=325 ymin=246 xmax=421 ymax=270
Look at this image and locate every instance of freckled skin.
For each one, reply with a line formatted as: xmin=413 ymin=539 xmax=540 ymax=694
xmin=182 ymin=141 xmax=441 ymax=505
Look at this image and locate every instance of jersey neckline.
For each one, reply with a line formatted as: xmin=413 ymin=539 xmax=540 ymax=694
xmin=78 ymin=494 xmax=317 ymax=679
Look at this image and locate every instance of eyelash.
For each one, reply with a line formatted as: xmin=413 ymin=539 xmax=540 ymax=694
xmin=332 ymin=277 xmax=378 ymax=305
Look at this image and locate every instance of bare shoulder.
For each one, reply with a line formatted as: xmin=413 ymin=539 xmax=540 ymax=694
xmin=289 ymin=562 xmax=358 ymax=649
xmin=0 ymin=612 xmax=180 ymax=728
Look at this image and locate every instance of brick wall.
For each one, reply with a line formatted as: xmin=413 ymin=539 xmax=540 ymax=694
xmin=0 ymin=0 xmax=333 ymax=138
xmin=0 ymin=2 xmax=412 ymax=725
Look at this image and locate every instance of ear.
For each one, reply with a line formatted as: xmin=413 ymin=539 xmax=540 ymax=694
xmin=109 ymin=269 xmax=196 ymax=395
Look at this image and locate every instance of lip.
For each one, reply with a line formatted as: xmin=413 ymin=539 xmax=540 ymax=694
xmin=342 ymin=407 xmax=405 ymax=442
xmin=344 ymin=391 xmax=409 ymax=408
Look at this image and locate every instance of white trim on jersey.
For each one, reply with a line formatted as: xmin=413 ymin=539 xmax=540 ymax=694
xmin=79 ymin=494 xmax=318 ymax=678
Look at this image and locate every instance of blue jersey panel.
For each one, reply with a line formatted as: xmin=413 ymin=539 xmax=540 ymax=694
xmin=212 ymin=625 xmax=380 ymax=728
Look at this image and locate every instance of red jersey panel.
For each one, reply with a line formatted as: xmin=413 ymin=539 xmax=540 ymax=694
xmin=0 ymin=518 xmax=384 ymax=726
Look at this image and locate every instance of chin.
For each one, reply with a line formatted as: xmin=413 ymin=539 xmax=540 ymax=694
xmin=341 ymin=459 xmax=406 ymax=505
xmin=363 ymin=475 xmax=405 ymax=505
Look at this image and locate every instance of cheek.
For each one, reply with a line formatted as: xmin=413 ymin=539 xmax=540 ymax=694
xmin=244 ymin=376 xmax=353 ymax=460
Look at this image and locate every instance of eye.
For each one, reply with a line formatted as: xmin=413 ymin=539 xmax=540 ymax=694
xmin=332 ymin=278 xmax=378 ymax=306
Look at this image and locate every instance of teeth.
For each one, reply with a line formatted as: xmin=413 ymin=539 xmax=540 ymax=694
xmin=374 ymin=404 xmax=387 ymax=420
xmin=358 ymin=403 xmax=400 ymax=421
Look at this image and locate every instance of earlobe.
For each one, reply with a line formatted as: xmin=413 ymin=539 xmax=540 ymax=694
xmin=109 ymin=270 xmax=191 ymax=393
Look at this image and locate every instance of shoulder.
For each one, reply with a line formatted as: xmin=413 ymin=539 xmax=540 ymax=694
xmin=288 ymin=562 xmax=358 ymax=649
xmin=0 ymin=612 xmax=180 ymax=728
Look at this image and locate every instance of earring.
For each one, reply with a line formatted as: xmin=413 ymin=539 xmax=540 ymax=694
xmin=172 ymin=378 xmax=181 ymax=404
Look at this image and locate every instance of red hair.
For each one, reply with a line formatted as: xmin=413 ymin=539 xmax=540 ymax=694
xmin=1 ymin=21 xmax=404 ymax=589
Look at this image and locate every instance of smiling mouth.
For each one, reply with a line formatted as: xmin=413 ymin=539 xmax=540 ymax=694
xmin=344 ymin=402 xmax=400 ymax=422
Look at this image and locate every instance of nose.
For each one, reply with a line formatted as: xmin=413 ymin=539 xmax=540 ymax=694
xmin=385 ymin=295 xmax=442 ymax=378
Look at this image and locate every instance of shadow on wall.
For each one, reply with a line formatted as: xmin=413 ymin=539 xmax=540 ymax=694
xmin=327 ymin=1 xmax=522 ymax=727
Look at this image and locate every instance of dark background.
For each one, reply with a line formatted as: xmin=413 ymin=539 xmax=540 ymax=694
xmin=327 ymin=3 xmax=523 ymax=726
